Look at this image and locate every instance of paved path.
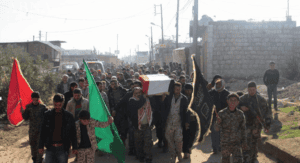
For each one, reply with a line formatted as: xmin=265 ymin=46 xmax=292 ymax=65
xmin=66 ymin=129 xmax=277 ymax=163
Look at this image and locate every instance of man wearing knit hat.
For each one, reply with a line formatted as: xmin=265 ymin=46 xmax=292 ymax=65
xmin=214 ymin=93 xmax=247 ymax=163
xmin=239 ymin=81 xmax=272 ymax=162
xmin=22 ymin=92 xmax=48 ymax=163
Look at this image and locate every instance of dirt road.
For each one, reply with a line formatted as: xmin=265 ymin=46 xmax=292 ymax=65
xmin=0 ymin=128 xmax=276 ymax=163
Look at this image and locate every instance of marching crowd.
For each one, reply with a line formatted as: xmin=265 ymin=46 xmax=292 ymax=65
xmin=21 ymin=61 xmax=280 ymax=163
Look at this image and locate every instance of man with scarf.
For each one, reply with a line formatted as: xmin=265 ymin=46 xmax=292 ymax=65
xmin=161 ymin=82 xmax=190 ymax=163
xmin=66 ymin=88 xmax=89 ymax=122
xmin=240 ymin=81 xmax=271 ymax=162
xmin=209 ymin=78 xmax=230 ymax=154
xmin=127 ymin=87 xmax=154 ymax=163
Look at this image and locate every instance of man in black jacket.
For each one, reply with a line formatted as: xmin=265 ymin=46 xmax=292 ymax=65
xmin=114 ymin=80 xmax=142 ymax=156
xmin=161 ymin=82 xmax=190 ymax=163
xmin=63 ymin=82 xmax=78 ymax=109
xmin=208 ymin=78 xmax=230 ymax=154
xmin=182 ymin=83 xmax=199 ymax=159
xmin=38 ymin=94 xmax=78 ymax=163
xmin=107 ymin=79 xmax=128 ymax=143
xmin=263 ymin=61 xmax=280 ymax=111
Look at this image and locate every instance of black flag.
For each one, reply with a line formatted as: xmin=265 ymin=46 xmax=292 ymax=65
xmin=190 ymin=55 xmax=214 ymax=143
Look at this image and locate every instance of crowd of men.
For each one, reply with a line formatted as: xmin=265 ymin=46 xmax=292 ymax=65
xmin=21 ymin=61 xmax=280 ymax=163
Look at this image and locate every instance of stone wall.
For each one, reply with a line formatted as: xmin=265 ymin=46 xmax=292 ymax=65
xmin=201 ymin=20 xmax=299 ymax=81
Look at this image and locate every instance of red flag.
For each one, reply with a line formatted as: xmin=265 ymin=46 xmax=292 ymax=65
xmin=7 ymin=59 xmax=35 ymax=126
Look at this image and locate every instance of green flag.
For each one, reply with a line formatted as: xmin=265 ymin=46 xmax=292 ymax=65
xmin=83 ymin=60 xmax=125 ymax=163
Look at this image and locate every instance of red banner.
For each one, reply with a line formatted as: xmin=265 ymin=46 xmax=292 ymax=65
xmin=7 ymin=59 xmax=34 ymax=126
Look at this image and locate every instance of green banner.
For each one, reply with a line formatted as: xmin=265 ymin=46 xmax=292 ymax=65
xmin=83 ymin=60 xmax=125 ymax=163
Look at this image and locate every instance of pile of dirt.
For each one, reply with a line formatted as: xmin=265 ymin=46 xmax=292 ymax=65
xmin=225 ymin=77 xmax=297 ymax=96
xmin=278 ymin=82 xmax=300 ymax=100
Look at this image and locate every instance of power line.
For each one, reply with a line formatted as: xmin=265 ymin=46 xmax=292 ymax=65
xmin=48 ymin=13 xmax=152 ymax=33
xmin=0 ymin=4 xmax=152 ymax=21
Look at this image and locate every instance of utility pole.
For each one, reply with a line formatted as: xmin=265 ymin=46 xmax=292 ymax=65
xmin=154 ymin=4 xmax=164 ymax=64
xmin=46 ymin=32 xmax=47 ymax=41
xmin=39 ymin=31 xmax=41 ymax=41
xmin=33 ymin=36 xmax=35 ymax=41
xmin=160 ymin=4 xmax=164 ymax=46
xmin=117 ymin=34 xmax=118 ymax=51
xmin=189 ymin=0 xmax=198 ymax=76
xmin=176 ymin=0 xmax=180 ymax=48
xmin=151 ymin=26 xmax=153 ymax=63
xmin=193 ymin=0 xmax=198 ymax=57
xmin=148 ymin=37 xmax=151 ymax=62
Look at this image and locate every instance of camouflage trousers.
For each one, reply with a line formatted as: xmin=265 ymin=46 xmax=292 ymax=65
xmin=134 ymin=124 xmax=153 ymax=161
xmin=221 ymin=144 xmax=243 ymax=163
xmin=242 ymin=129 xmax=259 ymax=163
xmin=77 ymin=148 xmax=95 ymax=163
xmin=165 ymin=124 xmax=183 ymax=160
xmin=29 ymin=132 xmax=43 ymax=163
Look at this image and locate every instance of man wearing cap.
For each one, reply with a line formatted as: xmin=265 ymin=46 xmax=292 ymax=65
xmin=240 ymin=82 xmax=271 ymax=162
xmin=263 ymin=61 xmax=280 ymax=111
xmin=22 ymin=92 xmax=48 ymax=163
xmin=66 ymin=88 xmax=89 ymax=122
xmin=215 ymin=93 xmax=247 ymax=163
xmin=39 ymin=94 xmax=78 ymax=163
xmin=209 ymin=78 xmax=230 ymax=154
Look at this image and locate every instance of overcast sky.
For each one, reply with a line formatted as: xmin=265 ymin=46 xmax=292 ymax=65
xmin=1 ymin=0 xmax=300 ymax=58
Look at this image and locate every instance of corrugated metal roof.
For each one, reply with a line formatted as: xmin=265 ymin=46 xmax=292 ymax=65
xmin=0 ymin=41 xmax=65 ymax=52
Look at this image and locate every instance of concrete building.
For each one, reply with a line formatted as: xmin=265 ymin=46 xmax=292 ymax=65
xmin=198 ymin=17 xmax=300 ymax=81
xmin=0 ymin=40 xmax=65 ymax=67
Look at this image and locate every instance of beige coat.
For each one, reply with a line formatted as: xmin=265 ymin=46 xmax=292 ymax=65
xmin=75 ymin=119 xmax=110 ymax=151
xmin=66 ymin=97 xmax=89 ymax=118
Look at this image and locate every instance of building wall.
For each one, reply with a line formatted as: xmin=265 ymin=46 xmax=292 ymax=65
xmin=201 ymin=20 xmax=298 ymax=81
xmin=0 ymin=42 xmax=60 ymax=66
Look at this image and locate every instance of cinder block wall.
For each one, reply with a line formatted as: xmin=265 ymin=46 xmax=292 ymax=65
xmin=202 ymin=20 xmax=299 ymax=81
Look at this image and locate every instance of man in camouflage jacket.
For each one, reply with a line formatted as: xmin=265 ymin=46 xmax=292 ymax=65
xmin=215 ymin=93 xmax=247 ymax=163
xmin=240 ymin=81 xmax=272 ymax=162
xmin=21 ymin=92 xmax=48 ymax=163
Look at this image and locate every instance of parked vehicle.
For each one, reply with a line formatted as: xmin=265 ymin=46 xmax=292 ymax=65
xmin=81 ymin=59 xmax=105 ymax=73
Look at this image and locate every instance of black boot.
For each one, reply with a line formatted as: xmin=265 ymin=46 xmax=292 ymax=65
xmin=128 ymin=148 xmax=136 ymax=156
xmin=157 ymin=140 xmax=163 ymax=148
